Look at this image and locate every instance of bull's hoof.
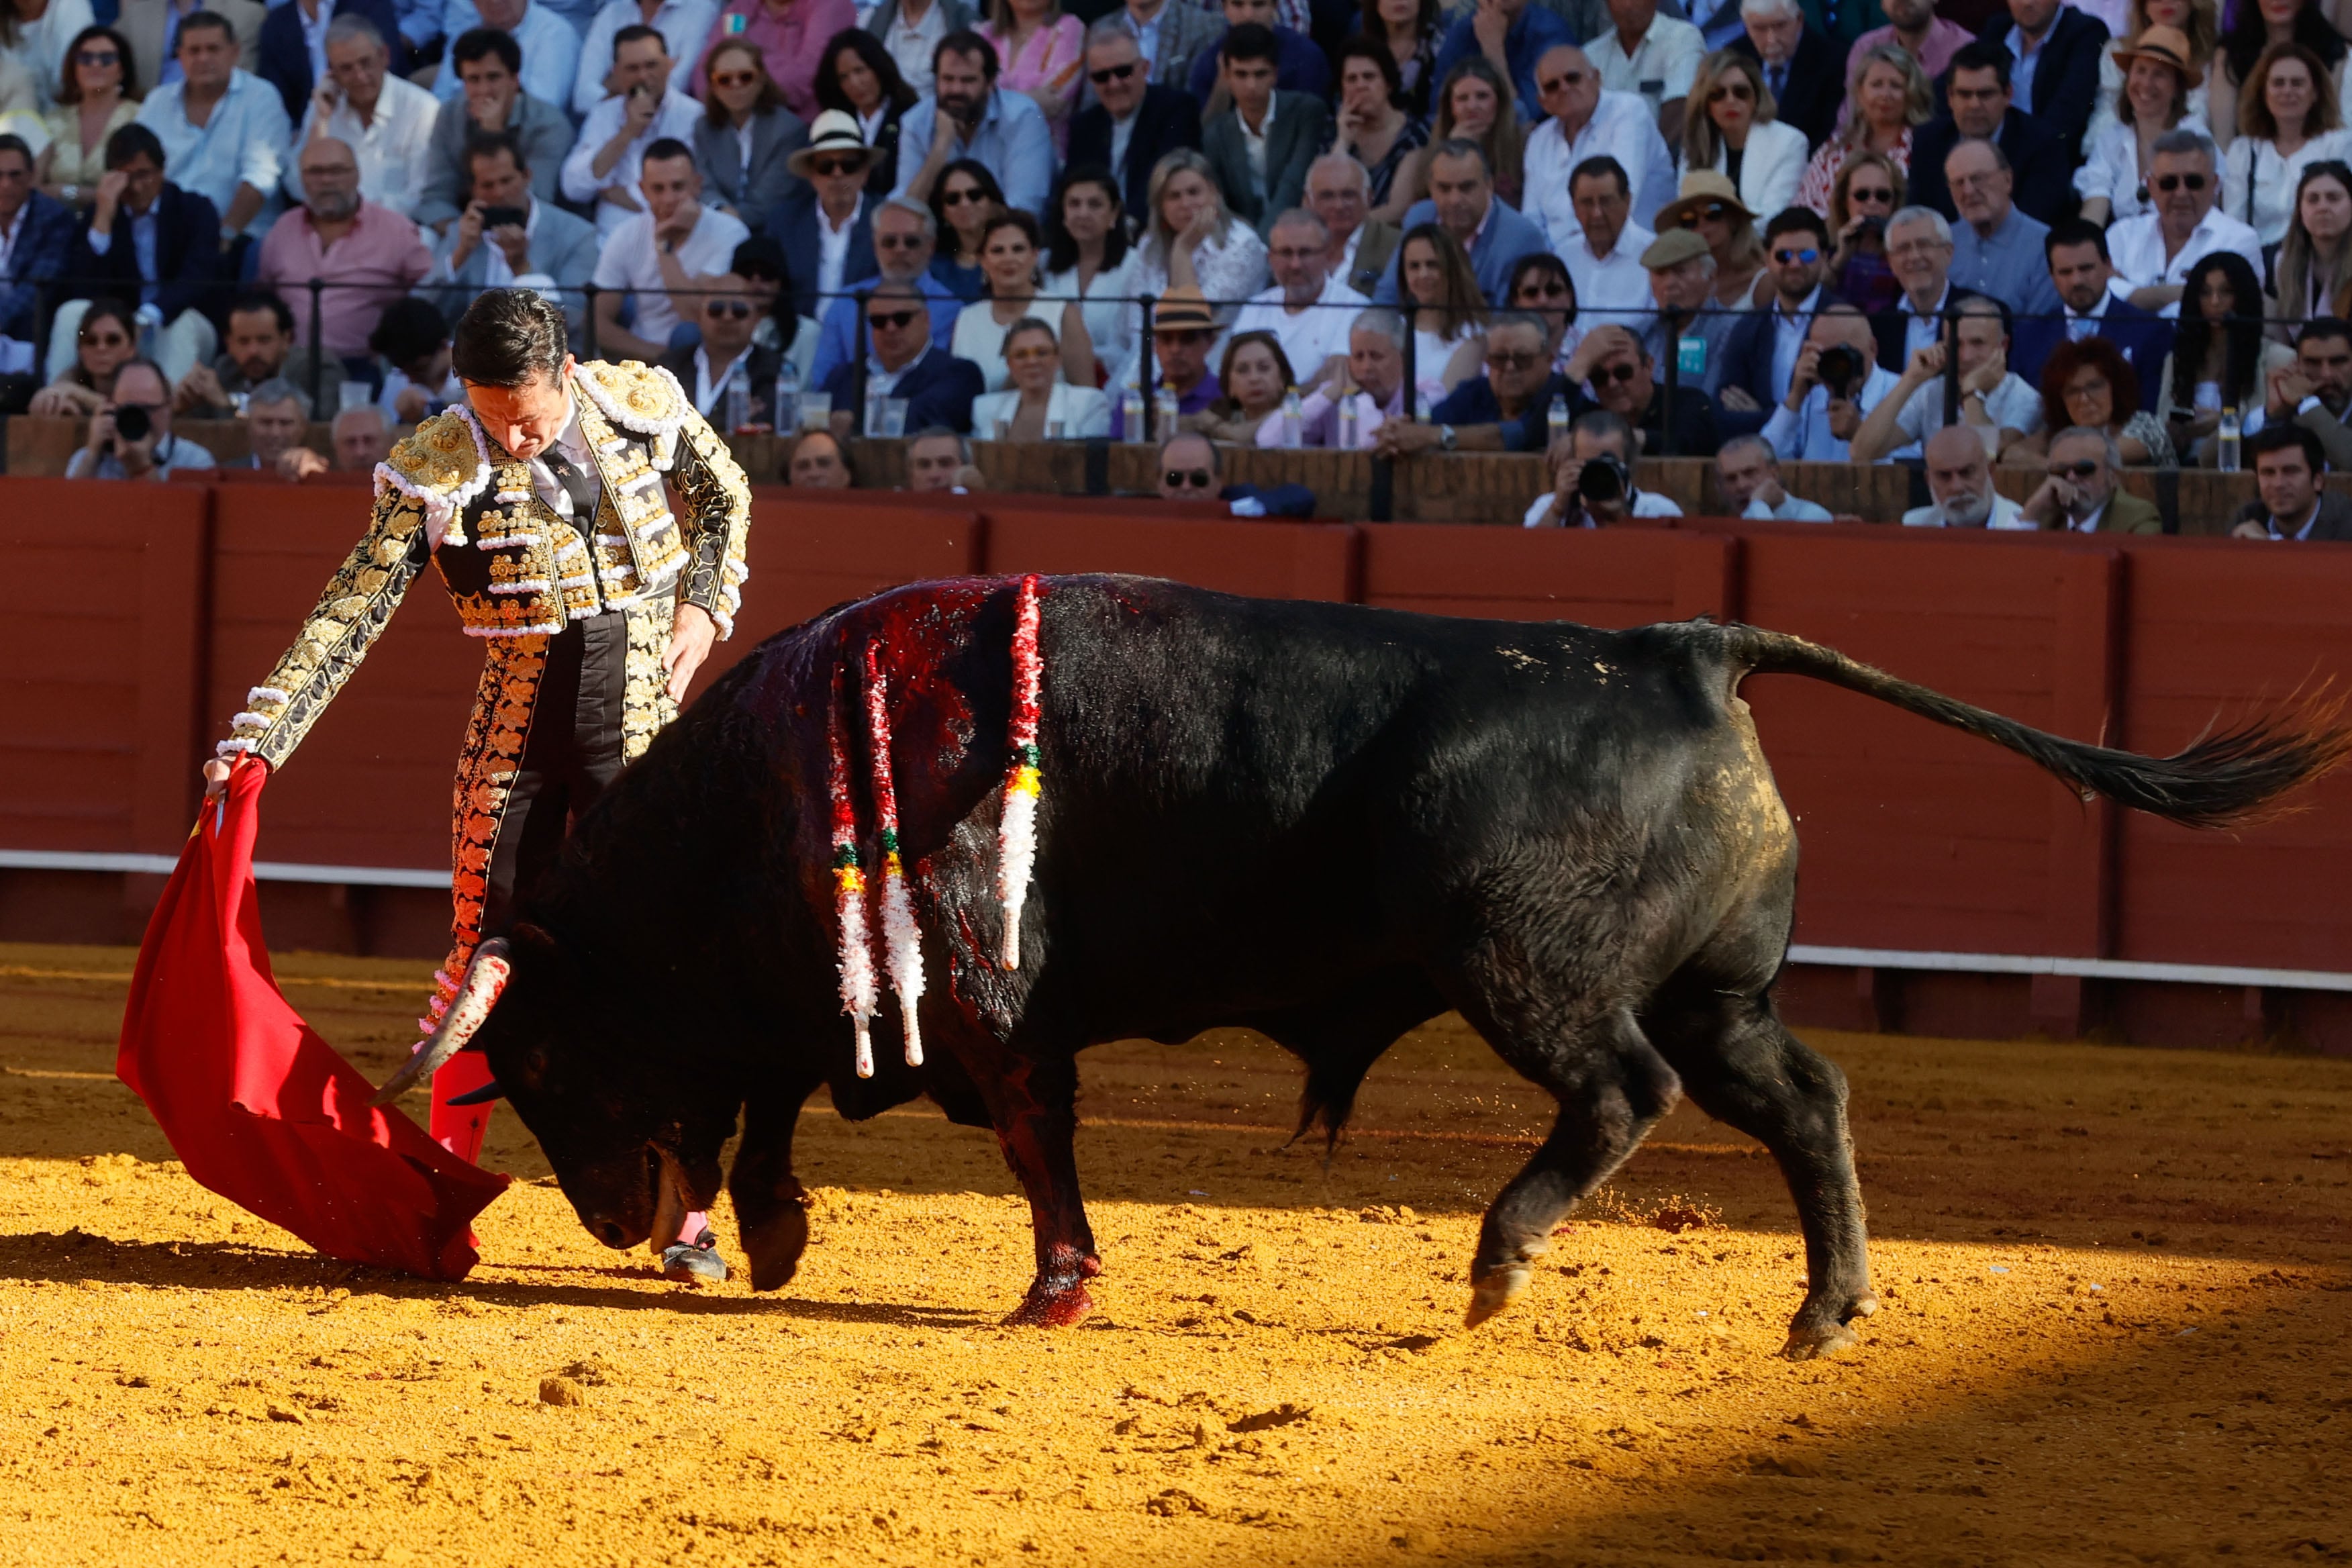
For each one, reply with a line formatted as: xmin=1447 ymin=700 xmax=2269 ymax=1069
xmin=1464 ymin=1263 xmax=1532 ymax=1328
xmin=1780 ymin=1290 xmax=1877 ymax=1361
xmin=1005 ymin=1279 xmax=1094 ymax=1328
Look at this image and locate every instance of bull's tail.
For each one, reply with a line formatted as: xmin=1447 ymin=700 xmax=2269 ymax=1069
xmin=1722 ymin=624 xmax=2352 ymax=829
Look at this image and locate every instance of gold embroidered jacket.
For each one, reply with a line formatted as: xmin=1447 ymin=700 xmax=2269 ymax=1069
xmin=220 ymin=360 xmax=752 ymax=769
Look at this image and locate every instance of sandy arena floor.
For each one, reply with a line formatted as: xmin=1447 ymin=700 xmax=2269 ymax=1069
xmin=1 ymin=941 xmax=2349 ymax=1567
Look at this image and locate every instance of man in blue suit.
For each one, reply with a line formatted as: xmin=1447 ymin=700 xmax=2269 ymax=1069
xmin=2010 ymin=219 xmax=2172 ymax=415
xmin=820 ymin=281 xmax=986 ymax=436
xmin=1373 ymin=140 xmax=1551 ymax=308
xmin=66 ymin=124 xmax=224 ymax=330
xmin=0 ymin=136 xmax=76 ymax=346
xmin=1714 ymin=207 xmax=1844 ymax=436
xmin=769 ymin=113 xmax=880 ymax=326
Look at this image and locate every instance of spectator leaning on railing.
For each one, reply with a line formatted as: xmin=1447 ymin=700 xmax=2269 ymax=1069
xmin=2228 ymin=423 xmax=2352 ymax=538
xmin=64 ymin=355 xmax=217 ymax=479
xmin=903 ymin=426 xmax=977 ymax=491
xmin=1902 ymin=423 xmax=2030 ymax=529
xmin=173 ymin=289 xmax=345 ymax=415
xmin=240 ymin=376 xmax=309 ymax=473
xmin=1522 ymin=408 xmax=1683 ymax=528
xmin=658 ymin=270 xmax=785 ymax=432
xmin=820 ymin=277 xmax=985 ymax=436
xmin=1713 ymin=432 xmax=1835 ymax=520
xmin=2266 ymin=315 xmax=2352 ymax=467
xmin=787 ymin=427 xmax=856 ymax=486
xmin=971 ymin=314 xmax=1112 ymax=438
xmin=1255 ymin=304 xmax=1408 ymax=449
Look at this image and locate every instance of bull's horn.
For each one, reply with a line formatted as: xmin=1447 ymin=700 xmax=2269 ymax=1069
xmin=442 ymin=1079 xmax=505 ymax=1106
xmin=371 ymin=940 xmax=513 ymax=1107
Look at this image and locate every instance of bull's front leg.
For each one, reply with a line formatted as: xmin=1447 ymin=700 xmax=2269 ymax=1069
xmin=729 ymin=1077 xmax=821 ymax=1291
xmin=979 ymin=1052 xmax=1100 ymax=1326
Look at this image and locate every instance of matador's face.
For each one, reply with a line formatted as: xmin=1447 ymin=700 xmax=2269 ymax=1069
xmin=464 ymin=356 xmax=577 ymax=461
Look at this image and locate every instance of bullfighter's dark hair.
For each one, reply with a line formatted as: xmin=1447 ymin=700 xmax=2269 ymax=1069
xmin=451 ymin=289 xmax=568 ymax=389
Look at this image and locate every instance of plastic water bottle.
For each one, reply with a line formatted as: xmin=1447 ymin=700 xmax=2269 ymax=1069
xmin=724 ymin=358 xmax=750 ymax=435
xmin=1547 ymin=389 xmax=1569 ymax=446
xmin=1120 ymin=379 xmax=1145 ymax=442
xmin=1153 ymin=383 xmax=1179 ymax=444
xmin=1280 ymin=385 xmax=1302 ymax=447
xmin=773 ymin=358 xmax=799 ymax=434
xmin=2217 ymin=404 xmax=2243 ymax=473
xmin=1336 ymin=391 xmax=1359 ymax=450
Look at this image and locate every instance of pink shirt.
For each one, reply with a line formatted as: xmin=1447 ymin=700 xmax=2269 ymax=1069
xmin=255 ymin=201 xmax=434 ymax=360
xmin=976 ymin=15 xmax=1083 ymax=152
xmin=693 ymin=0 xmax=856 ymax=119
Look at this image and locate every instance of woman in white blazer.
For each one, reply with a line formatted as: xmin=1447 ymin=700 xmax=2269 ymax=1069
xmin=1681 ymin=50 xmax=1808 ymax=222
xmin=971 ymin=318 xmax=1112 ymax=440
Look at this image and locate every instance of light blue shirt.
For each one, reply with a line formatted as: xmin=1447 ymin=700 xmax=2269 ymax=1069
xmin=2004 ymin=23 xmax=2043 ymax=107
xmin=1949 ymin=205 xmax=2062 ymax=322
xmin=571 ymin=0 xmax=718 ymax=116
xmin=1743 ymin=491 xmax=1835 ymax=522
xmin=434 ymin=0 xmax=585 ymax=117
xmin=1759 ymin=363 xmax=1905 ymax=462
xmin=389 ymin=0 xmax=444 ymax=46
xmin=808 ymin=272 xmax=960 ymax=388
xmin=889 ymin=88 xmax=1052 ymax=217
xmin=135 ymin=71 xmax=293 ymax=238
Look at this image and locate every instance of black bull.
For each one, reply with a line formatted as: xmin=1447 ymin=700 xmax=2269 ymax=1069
xmin=378 ymin=575 xmax=2344 ymax=1358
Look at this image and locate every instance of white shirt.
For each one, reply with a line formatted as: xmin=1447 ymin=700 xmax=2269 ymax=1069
xmin=588 ymin=204 xmax=753 ymax=344
xmin=1109 ymin=107 xmax=1136 ymax=178
xmin=691 ymin=341 xmax=755 ymax=415
xmin=1584 ymin=16 xmax=1703 ymax=112
xmin=2003 ymin=21 xmax=2047 ymax=107
xmin=573 ymin=0 xmax=720 ymax=117
xmin=1565 ymin=220 xmax=1655 ymax=329
xmin=1230 ymin=273 xmax=1365 ymax=389
xmin=815 ymin=199 xmax=857 ymax=303
xmin=1902 ymin=491 xmax=2032 ymax=529
xmin=2222 ymin=130 xmax=2352 ymax=248
xmin=1522 ymin=92 xmax=1673 ymax=250
xmin=560 ymin=85 xmax=707 ymax=239
xmin=1523 ymin=487 xmax=1684 ymax=527
xmin=2106 ymin=207 xmax=2266 ymax=292
xmin=528 ymin=393 xmax=603 ymax=520
xmin=883 ymin=0 xmax=950 ymax=95
xmin=1760 ymin=362 xmax=1902 ymax=462
xmin=1238 ymin=93 xmax=1276 ymax=201
xmin=1742 ymin=491 xmax=1834 ymax=521
xmin=1890 ymin=371 xmax=2044 ymax=449
xmin=291 ymin=75 xmax=441 ymax=219
xmin=866 ymin=340 xmax=929 ymax=397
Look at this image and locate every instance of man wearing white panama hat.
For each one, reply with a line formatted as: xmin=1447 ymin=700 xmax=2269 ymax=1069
xmin=771 ymin=109 xmax=882 ymax=326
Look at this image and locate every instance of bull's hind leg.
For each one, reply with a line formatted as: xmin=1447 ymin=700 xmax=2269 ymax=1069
xmin=1643 ymin=981 xmax=1876 ymax=1361
xmin=730 ymin=1074 xmax=823 ymax=1291
xmin=1444 ymin=985 xmax=1682 ymax=1327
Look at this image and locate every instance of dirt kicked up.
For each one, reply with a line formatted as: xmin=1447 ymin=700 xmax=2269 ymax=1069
xmin=2 ymin=941 xmax=2349 ymax=1568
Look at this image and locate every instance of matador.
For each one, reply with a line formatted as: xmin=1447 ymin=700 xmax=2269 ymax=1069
xmin=203 ymin=289 xmax=752 ymax=1283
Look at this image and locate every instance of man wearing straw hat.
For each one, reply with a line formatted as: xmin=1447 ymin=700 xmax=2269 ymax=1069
xmin=1112 ymin=288 xmax=1224 ymax=439
xmin=772 ymin=109 xmax=882 ymax=326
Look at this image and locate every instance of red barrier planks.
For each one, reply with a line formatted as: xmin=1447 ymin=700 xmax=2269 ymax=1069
xmin=1357 ymin=524 xmax=1734 ymax=626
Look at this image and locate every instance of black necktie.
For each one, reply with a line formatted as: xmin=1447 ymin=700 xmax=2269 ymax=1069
xmin=540 ymin=446 xmax=597 ymax=522
xmin=1767 ymin=64 xmax=1786 ymax=100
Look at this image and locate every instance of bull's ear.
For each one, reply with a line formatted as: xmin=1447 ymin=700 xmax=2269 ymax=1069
xmin=505 ymin=921 xmax=579 ymax=987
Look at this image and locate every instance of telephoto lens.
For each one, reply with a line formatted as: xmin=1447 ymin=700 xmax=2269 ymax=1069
xmin=113 ymin=403 xmax=152 ymax=444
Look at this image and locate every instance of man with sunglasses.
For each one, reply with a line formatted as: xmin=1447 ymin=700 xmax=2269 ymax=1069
xmin=658 ymin=273 xmax=784 ymax=431
xmin=1524 ymin=44 xmax=1675 ymax=253
xmin=818 ymin=278 xmax=985 ymax=435
xmin=1157 ymin=428 xmax=1315 ymax=514
xmin=1583 ymin=313 xmax=1720 ymax=457
xmin=1379 ymin=310 xmax=1587 ymax=455
xmin=803 ymin=197 xmax=965 ymax=387
xmin=2009 ymin=219 xmax=2171 ymax=413
xmin=2107 ymin=128 xmax=2263 ymax=313
xmin=1717 ymin=207 xmax=1840 ymax=432
xmin=2018 ymin=426 xmax=2161 ymax=534
xmin=1067 ymin=17 xmax=1200 ymax=221
xmin=65 ymin=358 xmax=217 ymax=480
xmin=775 ymin=111 xmax=880 ymax=323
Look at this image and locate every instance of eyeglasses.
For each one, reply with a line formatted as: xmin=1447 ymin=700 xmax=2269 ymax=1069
xmin=711 ymin=70 xmax=758 ymax=87
xmin=76 ymin=47 xmax=119 ymax=65
xmin=1538 ymin=70 xmax=1588 ymax=91
xmin=1486 ymin=348 xmax=1540 ymax=369
xmin=1708 ymin=81 xmax=1755 ymax=102
xmin=875 ymin=232 xmax=924 ymax=250
xmin=1689 ymin=202 xmax=1732 ymax=222
xmin=2047 ymin=459 xmax=2101 ymax=479
xmin=1594 ymin=362 xmax=1641 ymax=383
xmin=2155 ymin=173 xmax=2209 ymax=192
xmin=867 ymin=308 xmax=920 ymax=329
xmin=810 ymin=156 xmax=863 ymax=176
xmin=940 ymin=187 xmax=989 ymax=206
xmin=1849 ymin=186 xmax=1894 ymax=203
xmin=1772 ymin=246 xmax=1821 ymax=264
xmin=81 ymin=330 xmax=130 ymax=346
xmin=1089 ymin=61 xmax=1137 ymax=83
xmin=1163 ymin=469 xmax=1215 ymax=489
xmin=706 ymin=299 xmax=752 ymax=319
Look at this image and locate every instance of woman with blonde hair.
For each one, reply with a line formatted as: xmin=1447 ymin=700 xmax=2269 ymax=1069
xmin=1794 ymin=42 xmax=1930 ymax=215
xmin=1681 ymin=51 xmax=1807 ymax=222
xmin=2086 ymin=0 xmax=2218 ymax=142
xmin=976 ymin=0 xmax=1083 ymax=152
xmin=2272 ymin=158 xmax=2352 ymax=323
xmin=2222 ymin=40 xmax=2351 ymax=246
xmin=1395 ymin=221 xmax=1487 ymax=391
xmin=1131 ymin=148 xmax=1269 ymax=338
xmin=2078 ymin=26 xmax=2208 ymax=227
xmin=1826 ymin=151 xmax=1905 ymax=313
xmin=1380 ymin=57 xmax=1523 ymax=219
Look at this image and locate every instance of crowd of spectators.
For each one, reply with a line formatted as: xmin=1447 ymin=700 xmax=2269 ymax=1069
xmin=3 ymin=0 xmax=2351 ymax=536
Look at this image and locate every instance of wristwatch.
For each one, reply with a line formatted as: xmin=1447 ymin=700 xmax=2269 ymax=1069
xmin=1438 ymin=424 xmax=1458 ymax=451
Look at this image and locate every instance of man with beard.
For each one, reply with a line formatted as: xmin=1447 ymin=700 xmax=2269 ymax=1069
xmin=255 ymin=137 xmax=433 ymax=363
xmin=891 ymin=31 xmax=1051 ymax=216
xmin=2008 ymin=221 xmax=2171 ymax=411
xmin=2264 ymin=318 xmax=2352 ymax=471
xmin=1901 ymin=423 xmax=2030 ymax=528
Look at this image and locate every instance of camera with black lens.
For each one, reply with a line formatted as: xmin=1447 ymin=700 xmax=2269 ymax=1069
xmin=1815 ymin=345 xmax=1864 ymax=401
xmin=1575 ymin=451 xmax=1629 ymax=504
xmin=111 ymin=402 xmax=152 ymax=446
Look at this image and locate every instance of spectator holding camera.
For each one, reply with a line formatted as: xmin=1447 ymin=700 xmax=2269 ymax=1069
xmin=1759 ymin=301 xmax=1898 ymax=461
xmin=562 ymin=25 xmax=703 ymax=240
xmin=64 ymin=356 xmax=215 ymax=479
xmin=1714 ymin=432 xmax=1834 ymax=520
xmin=1522 ymin=409 xmax=1683 ymax=528
xmin=2017 ymin=426 xmax=2163 ymax=534
xmin=1849 ymin=295 xmax=2041 ymax=463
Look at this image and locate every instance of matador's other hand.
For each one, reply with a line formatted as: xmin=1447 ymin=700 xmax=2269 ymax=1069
xmin=202 ymin=758 xmax=232 ymax=799
xmin=665 ymin=603 xmax=718 ymax=701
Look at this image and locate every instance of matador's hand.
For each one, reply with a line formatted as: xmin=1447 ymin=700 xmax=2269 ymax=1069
xmin=665 ymin=603 xmax=718 ymax=701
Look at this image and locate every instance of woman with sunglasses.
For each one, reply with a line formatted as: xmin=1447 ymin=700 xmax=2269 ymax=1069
xmin=1794 ymin=42 xmax=1930 ymax=217
xmin=1331 ymin=38 xmax=1424 ymax=211
xmin=1383 ymin=58 xmax=1522 ymax=220
xmin=2221 ymin=41 xmax=2350 ymax=247
xmin=814 ymin=30 xmax=920 ymax=199
xmin=928 ymin=156 xmax=1006 ymax=302
xmin=2086 ymin=0 xmax=2216 ymax=145
xmin=972 ymin=315 xmax=1110 ymax=438
xmin=1194 ymin=330 xmax=1297 ymax=445
xmin=28 ymin=295 xmax=136 ymax=417
xmin=2079 ymin=26 xmax=2209 ymax=228
xmin=1681 ymin=52 xmax=1806 ymax=225
xmin=2017 ymin=336 xmax=2175 ymax=467
xmin=37 ymin=23 xmax=134 ymax=204
xmin=1357 ymin=0 xmax=1439 ymax=117
xmin=977 ymin=0 xmax=1082 ymax=154
xmin=1130 ymin=148 xmax=1269 ymax=356
xmin=1506 ymin=252 xmax=1582 ymax=377
xmin=2159 ymin=251 xmax=2293 ymax=462
xmin=2206 ymin=0 xmax=2344 ymax=149
xmin=693 ymin=39 xmax=803 ymax=233
xmin=953 ymin=208 xmax=1093 ymax=389
xmin=1825 ymin=151 xmax=1905 ymax=315
xmin=1041 ymin=164 xmax=1137 ymax=384
xmin=2272 ymin=158 xmax=2352 ymax=320
xmin=694 ymin=0 xmax=855 ymax=121
xmin=1396 ymin=221 xmax=1486 ymax=393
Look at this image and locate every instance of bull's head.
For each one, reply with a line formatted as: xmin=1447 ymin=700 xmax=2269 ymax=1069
xmin=371 ymin=926 xmax=737 ymax=1253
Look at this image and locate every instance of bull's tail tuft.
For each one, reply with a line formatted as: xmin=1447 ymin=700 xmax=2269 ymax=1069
xmin=1722 ymin=625 xmax=2352 ymax=830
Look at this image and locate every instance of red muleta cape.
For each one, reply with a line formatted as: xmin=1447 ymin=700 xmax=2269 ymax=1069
xmin=115 ymin=759 xmax=509 ymax=1279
